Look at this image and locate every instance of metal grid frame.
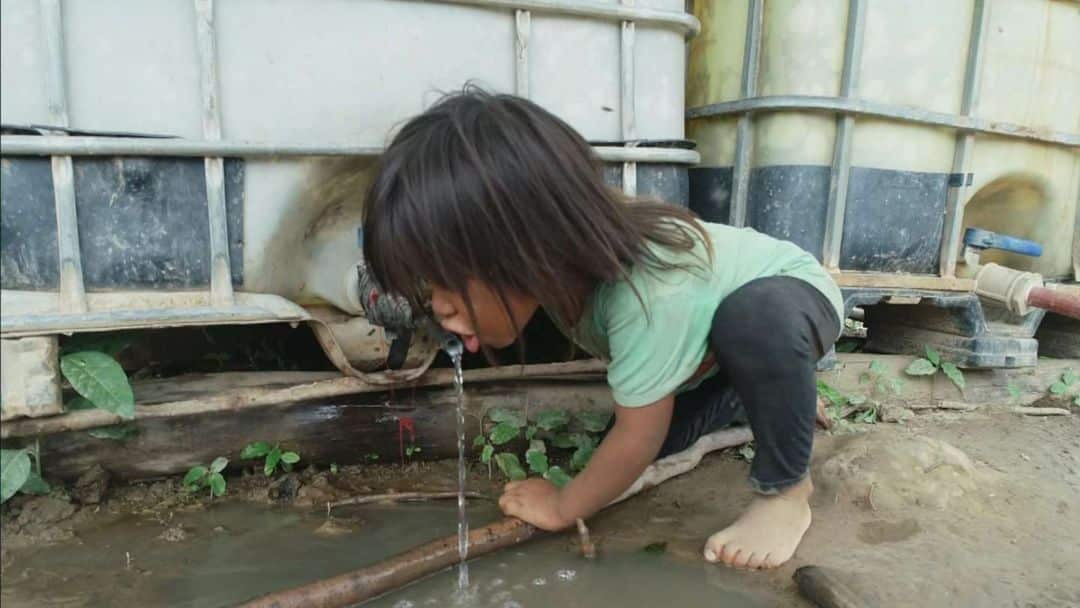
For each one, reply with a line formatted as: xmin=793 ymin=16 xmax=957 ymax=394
xmin=1 ymin=0 xmax=701 ymax=336
xmin=686 ymin=0 xmax=1078 ymax=277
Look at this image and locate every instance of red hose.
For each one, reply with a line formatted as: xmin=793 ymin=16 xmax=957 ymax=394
xmin=1028 ymin=286 xmax=1080 ymax=319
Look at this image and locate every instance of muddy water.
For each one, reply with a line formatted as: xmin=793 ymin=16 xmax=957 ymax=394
xmin=1 ymin=502 xmax=770 ymax=608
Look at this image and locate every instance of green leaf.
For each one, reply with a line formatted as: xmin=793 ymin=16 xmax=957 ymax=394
xmin=480 ymin=443 xmax=494 ymax=464
xmin=210 ymin=457 xmax=229 ymax=473
xmin=869 ymin=360 xmax=888 ymax=375
xmin=570 ymin=443 xmax=595 ymax=472
xmin=20 ymin=471 xmax=51 ymax=495
xmin=66 ymin=396 xmax=96 ymax=411
xmin=1050 ymin=381 xmax=1068 ymax=395
xmin=208 ymin=473 xmax=226 ymax=497
xmin=87 ymin=424 xmax=138 ymax=440
xmin=240 ymin=441 xmax=272 ymax=459
xmin=642 ymin=541 xmax=668 ymax=555
xmin=904 ymin=358 xmax=938 ymax=376
xmin=1073 ymin=395 xmax=1080 ymax=407
xmin=835 ymin=339 xmax=860 ymax=353
xmin=264 ymin=447 xmax=282 ymax=476
xmin=551 ymin=433 xmax=575 ymax=449
xmin=847 ymin=394 xmax=867 ymax=406
xmin=524 ymin=425 xmax=538 ymax=441
xmin=941 ymin=362 xmax=965 ymax=391
xmin=737 ymin=444 xmax=755 ymax=462
xmin=330 ymin=463 xmax=339 ymax=475
xmin=472 ymin=435 xmax=487 ymax=449
xmin=855 ymin=407 xmax=878 ymax=424
xmin=1007 ymin=383 xmax=1022 ymax=400
xmin=489 ymin=422 xmax=520 ymax=445
xmin=888 ymin=377 xmax=905 ymax=395
xmin=183 ymin=466 xmax=208 ymax=490
xmin=488 ymin=407 xmax=526 ymax=428
xmin=493 ymin=453 xmax=527 ymax=481
xmin=1062 ymin=370 xmax=1078 ymax=386
xmin=924 ymin=346 xmax=941 ymax=367
xmin=281 ymin=451 xmax=300 ymax=465
xmin=60 ymin=351 xmax=135 ymax=419
xmin=816 ymin=380 xmax=847 ymax=406
xmin=1 ymin=449 xmax=32 ymax=504
xmin=543 ymin=466 xmax=572 ymax=488
xmin=569 ymin=432 xmax=597 ymax=450
xmin=534 ymin=409 xmax=570 ymax=431
xmin=575 ymin=411 xmax=611 ymax=433
xmin=525 ymin=448 xmax=549 ymax=475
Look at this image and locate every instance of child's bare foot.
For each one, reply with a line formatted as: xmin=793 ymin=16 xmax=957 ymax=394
xmin=703 ymin=476 xmax=812 ymax=569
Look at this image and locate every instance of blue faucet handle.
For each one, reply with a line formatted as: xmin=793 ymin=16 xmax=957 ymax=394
xmin=963 ymin=227 xmax=1043 ymax=257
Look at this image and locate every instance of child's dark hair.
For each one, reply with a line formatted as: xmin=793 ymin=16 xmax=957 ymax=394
xmin=362 ymin=86 xmax=711 ymax=339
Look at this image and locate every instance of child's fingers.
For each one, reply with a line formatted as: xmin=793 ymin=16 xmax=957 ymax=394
xmin=504 ymin=481 xmax=522 ymax=492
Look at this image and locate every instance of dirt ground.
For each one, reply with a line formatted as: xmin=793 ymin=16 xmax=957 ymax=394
xmin=591 ymin=399 xmax=1080 ymax=607
xmin=2 ymin=397 xmax=1078 ymax=607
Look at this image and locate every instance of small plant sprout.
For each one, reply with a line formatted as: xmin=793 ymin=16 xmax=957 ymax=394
xmin=476 ymin=407 xmax=609 ymax=482
xmin=816 ymin=379 xmax=879 ymax=428
xmin=329 ymin=462 xmax=339 ymax=475
xmin=404 ymin=445 xmax=422 ymax=458
xmin=863 ymin=360 xmax=905 ymax=396
xmin=1049 ymin=369 xmax=1077 ymax=395
xmin=1007 ymin=382 xmax=1023 ymax=403
xmin=904 ymin=346 xmax=965 ymax=391
xmin=240 ymin=441 xmax=301 ymax=476
xmin=183 ymin=457 xmax=228 ymax=498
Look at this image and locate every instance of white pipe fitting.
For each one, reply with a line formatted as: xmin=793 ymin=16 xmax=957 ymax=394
xmin=973 ymin=263 xmax=1044 ymax=316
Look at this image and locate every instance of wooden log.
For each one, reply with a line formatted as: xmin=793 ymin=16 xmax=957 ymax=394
xmin=0 ymin=360 xmax=607 ymax=439
xmin=240 ymin=517 xmax=538 ymax=608
xmin=239 ymin=427 xmax=753 ymax=608
xmin=25 ymin=381 xmax=614 ymax=481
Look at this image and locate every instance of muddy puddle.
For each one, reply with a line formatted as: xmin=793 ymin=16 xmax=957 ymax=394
xmin=1 ymin=500 xmax=773 ymax=607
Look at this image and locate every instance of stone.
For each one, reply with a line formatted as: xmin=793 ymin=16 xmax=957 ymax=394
xmin=73 ymin=465 xmax=111 ymax=505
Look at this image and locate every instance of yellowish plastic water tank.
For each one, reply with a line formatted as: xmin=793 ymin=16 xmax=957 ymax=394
xmin=686 ymin=0 xmax=1078 ymax=286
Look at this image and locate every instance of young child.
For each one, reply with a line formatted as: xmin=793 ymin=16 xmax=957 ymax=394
xmin=362 ymin=89 xmax=843 ymax=570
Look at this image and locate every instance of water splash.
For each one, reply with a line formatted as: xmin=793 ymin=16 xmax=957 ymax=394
xmin=439 ymin=332 xmax=469 ymax=591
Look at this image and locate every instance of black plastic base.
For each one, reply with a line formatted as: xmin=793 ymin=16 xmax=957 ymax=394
xmin=849 ymin=289 xmax=1043 ymax=368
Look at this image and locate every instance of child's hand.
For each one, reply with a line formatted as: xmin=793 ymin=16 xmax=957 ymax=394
xmin=498 ymin=479 xmax=572 ymax=531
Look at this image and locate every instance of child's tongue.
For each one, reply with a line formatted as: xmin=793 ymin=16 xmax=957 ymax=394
xmin=463 ymin=334 xmax=480 ymax=353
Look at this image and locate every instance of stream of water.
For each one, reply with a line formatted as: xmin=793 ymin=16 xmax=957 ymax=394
xmin=442 ymin=334 xmax=470 ymax=592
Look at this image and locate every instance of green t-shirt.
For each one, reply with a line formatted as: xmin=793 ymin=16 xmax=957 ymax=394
xmin=563 ymin=221 xmax=844 ymax=407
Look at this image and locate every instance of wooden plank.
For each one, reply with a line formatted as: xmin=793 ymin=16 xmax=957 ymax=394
xmin=832 ymin=272 xmax=975 ymax=292
xmin=34 ymin=381 xmax=614 ymax=481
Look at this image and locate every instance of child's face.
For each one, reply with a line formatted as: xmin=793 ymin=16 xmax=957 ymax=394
xmin=430 ymin=280 xmax=538 ymax=354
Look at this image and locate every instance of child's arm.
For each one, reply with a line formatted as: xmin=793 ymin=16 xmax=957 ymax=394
xmin=499 ymin=395 xmax=674 ymax=530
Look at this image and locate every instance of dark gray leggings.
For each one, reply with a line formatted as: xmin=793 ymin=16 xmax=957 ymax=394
xmin=657 ymin=276 xmax=840 ymax=494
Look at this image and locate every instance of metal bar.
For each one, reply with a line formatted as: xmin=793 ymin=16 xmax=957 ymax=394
xmin=939 ymin=0 xmax=990 ymax=278
xmin=620 ymin=0 xmax=636 ymax=195
xmin=427 ymin=0 xmax=700 ymax=36
xmin=0 ymin=136 xmax=701 ymax=164
xmin=40 ymin=0 xmax=68 ymax=128
xmin=40 ymin=0 xmax=87 ymax=313
xmin=2 ymin=307 xmax=307 ymax=336
xmin=1 ymin=292 xmax=311 ymax=337
xmin=822 ymin=0 xmax=865 ymax=269
xmin=194 ymin=0 xmax=233 ymax=305
xmin=729 ymin=0 xmax=763 ymax=227
xmin=514 ymin=10 xmax=531 ymax=98
xmin=685 ymin=95 xmax=1078 ymax=147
